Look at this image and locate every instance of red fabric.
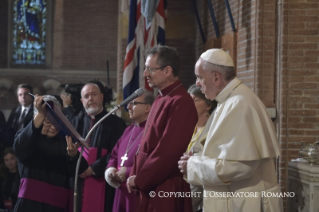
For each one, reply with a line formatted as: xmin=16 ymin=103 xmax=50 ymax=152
xmin=81 ymin=147 xmax=107 ymax=212
xmin=18 ymin=178 xmax=72 ymax=211
xmin=3 ymin=200 xmax=13 ymax=210
xmin=130 ymin=80 xmax=198 ymax=212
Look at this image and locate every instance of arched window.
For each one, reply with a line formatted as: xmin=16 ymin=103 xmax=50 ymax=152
xmin=9 ymin=0 xmax=52 ymax=67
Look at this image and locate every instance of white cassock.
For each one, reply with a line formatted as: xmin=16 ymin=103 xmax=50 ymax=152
xmin=187 ymin=77 xmax=283 ymax=212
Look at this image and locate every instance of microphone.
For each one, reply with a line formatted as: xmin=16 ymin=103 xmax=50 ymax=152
xmin=118 ymin=88 xmax=145 ymax=107
xmin=73 ymin=87 xmax=144 ymax=212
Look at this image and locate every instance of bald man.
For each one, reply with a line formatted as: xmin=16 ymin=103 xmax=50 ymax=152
xmin=71 ymin=82 xmax=127 ymax=212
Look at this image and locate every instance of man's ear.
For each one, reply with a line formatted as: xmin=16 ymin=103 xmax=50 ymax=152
xmin=80 ymin=98 xmax=83 ymax=104
xmin=145 ymin=104 xmax=151 ymax=114
xmin=164 ymin=66 xmax=173 ymax=76
xmin=214 ymin=72 xmax=222 ymax=85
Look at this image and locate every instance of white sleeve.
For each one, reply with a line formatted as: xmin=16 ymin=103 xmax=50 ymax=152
xmin=187 ymin=156 xmax=261 ymax=186
xmin=214 ymin=159 xmax=261 ymax=183
xmin=104 ymin=167 xmax=121 ymax=188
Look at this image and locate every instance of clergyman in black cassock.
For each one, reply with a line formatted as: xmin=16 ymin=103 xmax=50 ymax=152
xmin=70 ymin=83 xmax=126 ymax=212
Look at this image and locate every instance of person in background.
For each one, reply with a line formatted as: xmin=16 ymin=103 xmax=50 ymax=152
xmin=13 ymin=95 xmax=88 ymax=212
xmin=186 ymin=84 xmax=216 ymax=212
xmin=186 ymin=84 xmax=217 ymax=155
xmin=70 ymin=81 xmax=127 ymax=212
xmin=8 ymin=84 xmax=34 ymax=139
xmin=0 ymin=112 xmax=14 ymax=152
xmin=105 ymin=91 xmax=154 ymax=212
xmin=0 ymin=148 xmax=20 ymax=211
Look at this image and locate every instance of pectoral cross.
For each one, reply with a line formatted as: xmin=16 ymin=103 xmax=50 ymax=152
xmin=120 ymin=153 xmax=128 ymax=166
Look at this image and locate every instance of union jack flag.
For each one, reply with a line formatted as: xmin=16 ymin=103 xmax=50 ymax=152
xmin=122 ymin=0 xmax=167 ymax=102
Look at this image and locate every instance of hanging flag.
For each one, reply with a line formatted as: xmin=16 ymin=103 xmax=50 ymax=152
xmin=122 ymin=0 xmax=167 ymax=102
xmin=141 ymin=0 xmax=160 ymax=30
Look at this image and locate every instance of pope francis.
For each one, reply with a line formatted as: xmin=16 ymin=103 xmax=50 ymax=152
xmin=178 ymin=49 xmax=283 ymax=212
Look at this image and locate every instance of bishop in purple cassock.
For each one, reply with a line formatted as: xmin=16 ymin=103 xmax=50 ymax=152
xmin=105 ymin=91 xmax=154 ymax=212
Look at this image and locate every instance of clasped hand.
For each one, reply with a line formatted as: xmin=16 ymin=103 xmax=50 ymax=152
xmin=109 ymin=167 xmax=127 ymax=183
xmin=178 ymin=151 xmax=193 ymax=175
xmin=126 ymin=175 xmax=137 ymax=193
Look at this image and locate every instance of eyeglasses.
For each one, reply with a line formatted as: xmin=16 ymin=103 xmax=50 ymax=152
xmin=144 ymin=66 xmax=166 ymax=74
xmin=128 ymin=101 xmax=148 ymax=106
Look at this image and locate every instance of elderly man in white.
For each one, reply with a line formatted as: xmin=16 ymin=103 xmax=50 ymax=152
xmin=178 ymin=49 xmax=283 ymax=212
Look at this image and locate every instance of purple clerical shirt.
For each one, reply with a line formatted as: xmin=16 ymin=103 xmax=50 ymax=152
xmin=107 ymin=121 xmax=146 ymax=212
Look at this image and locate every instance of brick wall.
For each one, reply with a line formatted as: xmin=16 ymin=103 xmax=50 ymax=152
xmin=195 ymin=0 xmax=319 ymax=210
xmin=195 ymin=0 xmax=272 ymax=93
xmin=0 ymin=0 xmax=8 ymax=68
xmin=60 ymin=1 xmax=118 ymax=71
xmin=51 ymin=0 xmax=119 ymax=88
xmin=282 ymin=0 xmax=319 ymax=160
xmin=195 ymin=0 xmax=276 ymax=106
xmin=166 ymin=0 xmax=197 ymax=89
xmin=52 ymin=0 xmax=64 ymax=69
xmin=279 ymin=0 xmax=319 ymax=204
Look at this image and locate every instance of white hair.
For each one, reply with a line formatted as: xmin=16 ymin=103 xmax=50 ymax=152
xmin=202 ymin=59 xmax=236 ymax=81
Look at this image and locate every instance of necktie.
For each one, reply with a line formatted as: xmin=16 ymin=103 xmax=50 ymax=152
xmin=17 ymin=109 xmax=27 ymax=130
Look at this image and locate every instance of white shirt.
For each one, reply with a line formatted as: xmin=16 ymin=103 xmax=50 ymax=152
xmin=20 ymin=104 xmax=32 ymax=118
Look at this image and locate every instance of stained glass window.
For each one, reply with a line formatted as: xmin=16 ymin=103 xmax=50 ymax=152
xmin=12 ymin=0 xmax=47 ymax=65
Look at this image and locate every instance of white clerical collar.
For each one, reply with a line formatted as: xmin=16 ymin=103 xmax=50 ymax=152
xmin=158 ymin=90 xmax=163 ymax=96
xmin=215 ymin=77 xmax=241 ymax=103
xmin=87 ymin=108 xmax=104 ymax=119
xmin=21 ymin=104 xmax=32 ymax=113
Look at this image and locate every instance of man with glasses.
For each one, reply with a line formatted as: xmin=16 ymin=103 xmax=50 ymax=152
xmin=105 ymin=90 xmax=154 ymax=212
xmin=127 ymin=45 xmax=198 ymax=212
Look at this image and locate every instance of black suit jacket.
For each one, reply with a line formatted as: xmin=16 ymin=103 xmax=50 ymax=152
xmin=0 ymin=111 xmax=14 ymax=148
xmin=7 ymin=105 xmax=34 ymax=136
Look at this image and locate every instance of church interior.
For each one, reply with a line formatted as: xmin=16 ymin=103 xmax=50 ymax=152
xmin=0 ymin=0 xmax=319 ymax=211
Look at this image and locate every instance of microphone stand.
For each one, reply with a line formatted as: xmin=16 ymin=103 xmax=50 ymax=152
xmin=73 ymin=106 xmax=120 ymax=212
xmin=73 ymin=87 xmax=144 ymax=212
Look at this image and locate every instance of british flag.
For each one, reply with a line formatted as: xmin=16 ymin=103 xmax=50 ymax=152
xmin=122 ymin=0 xmax=167 ymax=102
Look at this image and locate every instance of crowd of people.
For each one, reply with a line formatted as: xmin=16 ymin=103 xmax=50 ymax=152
xmin=0 ymin=45 xmax=283 ymax=212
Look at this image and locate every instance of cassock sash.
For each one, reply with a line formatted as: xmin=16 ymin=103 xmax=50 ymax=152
xmin=18 ymin=178 xmax=72 ymax=211
xmin=81 ymin=147 xmax=108 ymax=212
